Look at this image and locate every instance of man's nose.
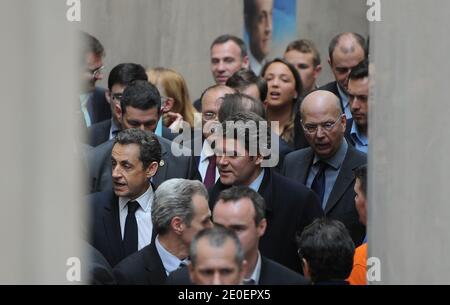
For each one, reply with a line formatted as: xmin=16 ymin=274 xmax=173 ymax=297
xmin=212 ymin=272 xmax=222 ymax=285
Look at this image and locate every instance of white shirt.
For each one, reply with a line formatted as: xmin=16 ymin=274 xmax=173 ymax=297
xmin=118 ymin=185 xmax=154 ymax=251
xmin=198 ymin=139 xmax=219 ymax=183
xmin=155 ymin=236 xmax=189 ymax=276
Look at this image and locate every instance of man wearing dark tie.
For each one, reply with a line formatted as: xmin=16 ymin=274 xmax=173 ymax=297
xmin=88 ymin=128 xmax=161 ymax=267
xmin=282 ymin=90 xmax=366 ymax=246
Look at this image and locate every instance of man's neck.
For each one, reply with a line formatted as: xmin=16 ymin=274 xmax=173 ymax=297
xmin=158 ymin=233 xmax=189 ymax=260
xmin=245 ymin=250 xmax=260 ymax=279
xmin=241 ymin=167 xmax=263 ymax=188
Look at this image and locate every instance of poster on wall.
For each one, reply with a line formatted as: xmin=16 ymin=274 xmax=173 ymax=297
xmin=243 ymin=0 xmax=297 ymax=75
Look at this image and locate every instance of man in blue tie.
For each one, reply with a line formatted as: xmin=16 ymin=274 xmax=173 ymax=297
xmin=282 ymin=90 xmax=366 ymax=246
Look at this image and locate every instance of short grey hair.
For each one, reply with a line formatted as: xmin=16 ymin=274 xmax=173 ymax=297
xmin=190 ymin=227 xmax=244 ymax=268
xmin=152 ymin=179 xmax=208 ymax=235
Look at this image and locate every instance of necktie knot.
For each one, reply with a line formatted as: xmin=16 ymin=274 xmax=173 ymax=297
xmin=127 ymin=201 xmax=139 ymax=214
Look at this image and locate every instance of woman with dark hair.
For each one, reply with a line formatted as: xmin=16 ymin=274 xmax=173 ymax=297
xmin=261 ymin=58 xmax=304 ymax=148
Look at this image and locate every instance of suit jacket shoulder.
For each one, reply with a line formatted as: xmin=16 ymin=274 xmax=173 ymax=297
xmin=113 ymin=242 xmax=167 ymax=285
xmin=166 ymin=266 xmax=192 ymax=285
xmin=87 ymin=119 xmax=111 ymax=147
xmin=259 ymin=256 xmax=310 ymax=285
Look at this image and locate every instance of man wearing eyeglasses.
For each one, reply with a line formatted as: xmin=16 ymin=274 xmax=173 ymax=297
xmin=320 ymin=32 xmax=367 ymax=120
xmin=281 ymin=90 xmax=366 ymax=247
xmin=79 ymin=31 xmax=111 ymax=127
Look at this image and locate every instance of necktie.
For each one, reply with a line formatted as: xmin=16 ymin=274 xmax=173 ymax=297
xmin=311 ymin=161 xmax=328 ymax=209
xmin=123 ymin=200 xmax=139 ymax=257
xmin=204 ymin=155 xmax=216 ymax=189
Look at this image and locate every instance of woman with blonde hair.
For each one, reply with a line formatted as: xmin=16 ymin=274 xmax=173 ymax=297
xmin=147 ymin=67 xmax=199 ymax=131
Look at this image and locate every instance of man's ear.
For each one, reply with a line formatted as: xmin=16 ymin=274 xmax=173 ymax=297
xmin=146 ymin=161 xmax=159 ymax=179
xmin=328 ymin=57 xmax=332 ymax=68
xmin=313 ymin=64 xmax=322 ymax=79
xmin=162 ymin=97 xmax=175 ymax=113
xmin=242 ymin=56 xmax=250 ymax=69
xmin=170 ymin=216 xmax=184 ymax=235
xmin=257 ymin=218 xmax=267 ymax=238
xmin=302 ymin=258 xmax=311 ymax=280
xmin=114 ymin=102 xmax=122 ymax=122
xmin=254 ymin=154 xmax=264 ymax=166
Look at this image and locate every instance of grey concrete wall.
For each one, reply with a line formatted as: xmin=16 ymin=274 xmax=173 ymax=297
xmin=0 ymin=1 xmax=85 ymax=283
xmin=370 ymin=0 xmax=450 ymax=284
xmin=297 ymin=0 xmax=369 ymax=86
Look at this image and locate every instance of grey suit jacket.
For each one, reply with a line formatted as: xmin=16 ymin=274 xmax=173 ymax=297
xmin=281 ymin=143 xmax=367 ymax=245
xmin=87 ymin=135 xmax=200 ymax=193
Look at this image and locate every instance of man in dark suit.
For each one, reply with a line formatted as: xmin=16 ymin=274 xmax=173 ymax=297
xmin=87 ymin=80 xmax=200 ymax=193
xmin=167 ymin=186 xmax=310 ymax=285
xmin=207 ymin=112 xmax=323 ymax=272
xmin=79 ymin=31 xmax=111 ymax=127
xmin=113 ymin=179 xmax=212 ymax=284
xmin=88 ymin=63 xmax=176 ymax=147
xmin=88 ymin=129 xmax=161 ymax=267
xmin=282 ymin=90 xmax=366 ymax=246
xmin=320 ymin=32 xmax=366 ymax=120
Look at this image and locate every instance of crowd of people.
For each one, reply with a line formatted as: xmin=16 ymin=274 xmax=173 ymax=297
xmin=79 ymin=25 xmax=370 ymax=285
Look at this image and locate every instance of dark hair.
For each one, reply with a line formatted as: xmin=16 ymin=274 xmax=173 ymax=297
xmin=211 ymin=34 xmax=248 ymax=59
xmin=108 ymin=63 xmax=148 ymax=90
xmin=218 ymin=93 xmax=265 ymax=122
xmin=113 ymin=128 xmax=161 ymax=169
xmin=220 ymin=111 xmax=271 ymax=157
xmin=328 ymin=32 xmax=366 ymax=63
xmin=285 ymin=39 xmax=321 ymax=67
xmin=260 ymin=58 xmax=303 ymax=104
xmin=190 ymin=227 xmax=244 ymax=268
xmin=80 ymin=31 xmax=104 ymax=57
xmin=297 ymin=218 xmax=355 ymax=283
xmin=120 ymin=80 xmax=161 ymax=115
xmin=353 ymin=164 xmax=368 ymax=197
xmin=226 ymin=68 xmax=268 ymax=102
xmin=217 ymin=186 xmax=266 ymax=225
xmin=348 ymin=59 xmax=369 ymax=81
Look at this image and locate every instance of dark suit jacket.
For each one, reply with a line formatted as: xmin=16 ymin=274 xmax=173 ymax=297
xmin=87 ymin=135 xmax=201 ymax=193
xmin=344 ymin=118 xmax=356 ymax=147
xmin=113 ymin=242 xmax=167 ymax=285
xmin=281 ymin=143 xmax=367 ymax=245
xmin=319 ymin=81 xmax=345 ymax=112
xmin=166 ymin=255 xmax=310 ymax=285
xmin=208 ymin=169 xmax=323 ymax=272
xmin=193 ymin=98 xmax=202 ymax=112
xmin=87 ymin=118 xmax=178 ymax=148
xmin=87 ymin=87 xmax=111 ymax=125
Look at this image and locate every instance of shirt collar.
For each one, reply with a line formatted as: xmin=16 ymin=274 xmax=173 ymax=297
xmin=110 ymin=119 xmax=121 ymax=138
xmin=155 ymin=117 xmax=163 ymax=137
xmin=79 ymin=93 xmax=91 ymax=106
xmin=313 ymin=140 xmax=348 ymax=170
xmin=350 ymin=121 xmax=368 ymax=146
xmin=248 ymin=169 xmax=265 ymax=192
xmin=155 ymin=236 xmax=187 ymax=275
xmin=245 ymin=252 xmax=262 ymax=284
xmin=200 ymin=139 xmax=215 ymax=163
xmin=118 ymin=184 xmax=154 ymax=213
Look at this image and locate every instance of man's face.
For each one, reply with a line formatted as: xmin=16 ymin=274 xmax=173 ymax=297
xmin=215 ymin=138 xmax=262 ymax=186
xmin=121 ymin=106 xmax=160 ymax=132
xmin=107 ymin=84 xmax=125 ymax=124
xmin=348 ymin=77 xmax=369 ymax=131
xmin=264 ymin=62 xmax=298 ymax=108
xmin=284 ymin=50 xmax=321 ymax=94
xmin=111 ymin=143 xmax=152 ymax=200
xmin=189 ymin=238 xmax=245 ymax=285
xmin=329 ymin=43 xmax=365 ymax=92
xmin=301 ymin=94 xmax=346 ymax=159
xmin=213 ymin=198 xmax=266 ymax=260
xmin=181 ymin=194 xmax=213 ymax=244
xmin=211 ymin=41 xmax=248 ymax=85
xmin=82 ymin=52 xmax=104 ymax=92
xmin=201 ymin=86 xmax=235 ymax=138
xmin=248 ymin=0 xmax=273 ymax=61
xmin=354 ymin=178 xmax=367 ymax=226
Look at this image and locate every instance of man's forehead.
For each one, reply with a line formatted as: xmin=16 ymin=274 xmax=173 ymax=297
xmin=112 ymin=143 xmax=140 ymax=158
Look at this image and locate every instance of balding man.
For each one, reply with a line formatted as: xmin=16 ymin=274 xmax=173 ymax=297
xmin=282 ymin=90 xmax=366 ymax=246
xmin=320 ymin=32 xmax=366 ymax=120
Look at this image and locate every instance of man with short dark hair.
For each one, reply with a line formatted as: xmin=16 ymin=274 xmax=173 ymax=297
xmin=113 ymin=179 xmax=212 ymax=284
xmin=346 ymin=60 xmax=369 ymax=153
xmin=89 ymin=128 xmax=161 ymax=267
xmin=297 ymin=218 xmax=355 ymax=285
xmin=284 ymin=39 xmax=322 ymax=96
xmin=320 ymin=32 xmax=366 ymax=120
xmin=87 ymin=80 xmax=200 ymax=193
xmin=79 ymin=31 xmax=110 ymax=127
xmin=225 ymin=68 xmax=268 ymax=102
xmin=188 ymin=226 xmax=247 ymax=285
xmin=193 ymin=35 xmax=249 ymax=111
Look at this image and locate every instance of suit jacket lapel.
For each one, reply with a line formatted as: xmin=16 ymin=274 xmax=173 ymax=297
xmin=258 ymin=169 xmax=274 ymax=213
xmin=324 ymin=147 xmax=357 ymax=214
xmin=144 ymin=243 xmax=167 ymax=284
xmin=102 ymin=193 xmax=124 ymax=263
xmin=297 ymin=149 xmax=314 ymax=184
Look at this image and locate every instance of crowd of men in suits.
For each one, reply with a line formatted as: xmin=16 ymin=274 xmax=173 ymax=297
xmin=80 ymin=29 xmax=370 ymax=285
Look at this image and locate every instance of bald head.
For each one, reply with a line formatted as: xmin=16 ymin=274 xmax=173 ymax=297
xmin=300 ymin=90 xmax=346 ymax=160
